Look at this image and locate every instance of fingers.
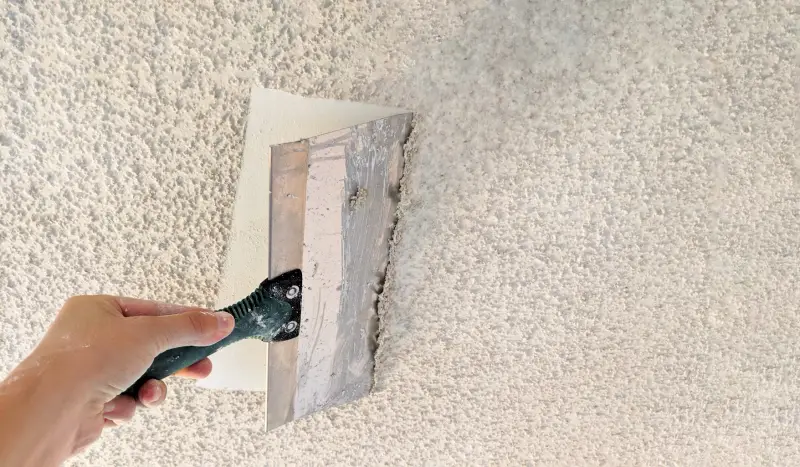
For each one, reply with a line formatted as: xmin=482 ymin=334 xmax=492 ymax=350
xmin=72 ymin=416 xmax=105 ymax=454
xmin=114 ymin=297 xmax=209 ymax=318
xmin=102 ymin=395 xmax=137 ymax=427
xmin=174 ymin=358 xmax=213 ymax=379
xmin=141 ymin=310 xmax=235 ymax=352
xmin=101 ymin=380 xmax=169 ymax=429
xmin=137 ymin=379 xmax=168 ymax=408
xmin=131 ymin=360 xmax=211 ymax=411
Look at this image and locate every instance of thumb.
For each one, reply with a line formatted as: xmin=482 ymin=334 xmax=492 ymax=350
xmin=137 ymin=310 xmax=235 ymax=353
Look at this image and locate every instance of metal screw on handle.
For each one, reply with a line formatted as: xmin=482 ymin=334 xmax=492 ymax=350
xmin=283 ymin=321 xmax=298 ymax=333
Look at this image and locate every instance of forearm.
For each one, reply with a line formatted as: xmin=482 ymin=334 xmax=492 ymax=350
xmin=0 ymin=295 xmax=232 ymax=463
xmin=0 ymin=358 xmax=86 ymax=467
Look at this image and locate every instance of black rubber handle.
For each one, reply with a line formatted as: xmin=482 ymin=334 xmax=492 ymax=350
xmin=122 ymin=269 xmax=302 ymax=398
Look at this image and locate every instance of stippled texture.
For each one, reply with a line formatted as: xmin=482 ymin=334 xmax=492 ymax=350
xmin=1 ymin=0 xmax=799 ymax=465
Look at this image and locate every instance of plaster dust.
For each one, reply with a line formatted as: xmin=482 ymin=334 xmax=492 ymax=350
xmin=0 ymin=0 xmax=798 ymax=466
xmin=349 ymin=187 xmax=369 ymax=210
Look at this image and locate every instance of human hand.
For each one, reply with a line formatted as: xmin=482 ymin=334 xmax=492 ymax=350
xmin=0 ymin=295 xmax=234 ymax=467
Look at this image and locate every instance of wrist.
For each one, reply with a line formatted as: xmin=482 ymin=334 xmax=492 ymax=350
xmin=0 ymin=354 xmax=92 ymax=467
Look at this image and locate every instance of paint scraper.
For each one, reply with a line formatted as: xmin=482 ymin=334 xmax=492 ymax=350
xmin=121 ymin=269 xmax=302 ymax=398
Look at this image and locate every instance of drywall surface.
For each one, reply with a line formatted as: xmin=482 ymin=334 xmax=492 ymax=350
xmin=0 ymin=0 xmax=798 ymax=465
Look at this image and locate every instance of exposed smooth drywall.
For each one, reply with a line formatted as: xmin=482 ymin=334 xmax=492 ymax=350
xmin=1 ymin=0 xmax=798 ymax=466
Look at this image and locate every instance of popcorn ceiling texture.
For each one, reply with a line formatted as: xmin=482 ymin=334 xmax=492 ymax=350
xmin=1 ymin=0 xmax=799 ymax=465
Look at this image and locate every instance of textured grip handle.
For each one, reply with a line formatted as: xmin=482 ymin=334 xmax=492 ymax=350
xmin=121 ymin=326 xmax=247 ymax=398
xmin=121 ymin=269 xmax=302 ymax=399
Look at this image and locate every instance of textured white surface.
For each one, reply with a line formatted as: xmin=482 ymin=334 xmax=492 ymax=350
xmin=1 ymin=0 xmax=799 ymax=465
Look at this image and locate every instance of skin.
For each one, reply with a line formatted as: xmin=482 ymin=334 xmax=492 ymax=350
xmin=0 ymin=295 xmax=235 ymax=467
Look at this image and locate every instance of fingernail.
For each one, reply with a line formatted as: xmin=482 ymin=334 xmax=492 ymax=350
xmin=151 ymin=384 xmax=162 ymax=401
xmin=216 ymin=312 xmax=234 ymax=331
xmin=103 ymin=401 xmax=115 ymax=413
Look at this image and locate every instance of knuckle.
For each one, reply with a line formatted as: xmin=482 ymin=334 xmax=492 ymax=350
xmin=186 ymin=312 xmax=211 ymax=336
xmin=62 ymin=295 xmax=90 ymax=310
xmin=85 ymin=416 xmax=104 ymax=441
xmin=62 ymin=294 xmax=117 ymax=314
xmin=119 ymin=406 xmax=136 ymax=421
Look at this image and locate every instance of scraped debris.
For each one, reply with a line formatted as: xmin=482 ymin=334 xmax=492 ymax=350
xmin=349 ymin=187 xmax=368 ymax=209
